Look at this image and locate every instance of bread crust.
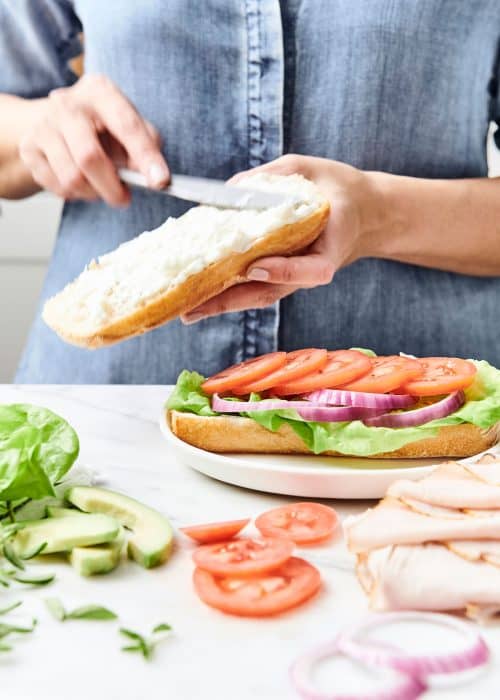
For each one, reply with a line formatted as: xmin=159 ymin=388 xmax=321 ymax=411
xmin=168 ymin=410 xmax=500 ymax=459
xmin=43 ymin=203 xmax=329 ymax=348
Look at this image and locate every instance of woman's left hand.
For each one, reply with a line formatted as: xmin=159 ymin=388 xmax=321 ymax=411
xmin=182 ymin=154 xmax=389 ymax=324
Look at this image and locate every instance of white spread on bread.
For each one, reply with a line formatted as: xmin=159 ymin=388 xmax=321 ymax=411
xmin=53 ymin=173 xmax=325 ymax=331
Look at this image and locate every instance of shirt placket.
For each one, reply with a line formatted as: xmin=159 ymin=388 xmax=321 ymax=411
xmin=240 ymin=0 xmax=284 ymax=361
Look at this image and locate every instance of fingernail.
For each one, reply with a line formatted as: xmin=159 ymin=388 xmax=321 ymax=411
xmin=247 ymin=267 xmax=269 ymax=281
xmin=148 ymin=162 xmax=169 ymax=187
xmin=182 ymin=312 xmax=203 ymax=325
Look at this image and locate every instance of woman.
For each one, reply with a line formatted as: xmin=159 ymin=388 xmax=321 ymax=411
xmin=1 ymin=1 xmax=499 ymax=383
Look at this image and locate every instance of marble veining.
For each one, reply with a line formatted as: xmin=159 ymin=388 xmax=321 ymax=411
xmin=0 ymin=385 xmax=499 ymax=700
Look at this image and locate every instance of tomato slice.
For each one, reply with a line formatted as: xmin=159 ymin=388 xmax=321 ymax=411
xmin=403 ymin=357 xmax=477 ymax=396
xmin=193 ymin=557 xmax=321 ymax=617
xmin=201 ymin=352 xmax=287 ymax=395
xmin=192 ymin=537 xmax=294 ymax=578
xmin=341 ymin=355 xmax=423 ymax=393
xmin=180 ymin=519 xmax=250 ymax=544
xmin=233 ymin=349 xmax=328 ymax=395
xmin=273 ymin=350 xmax=372 ymax=396
xmin=255 ymin=503 xmax=339 ymax=545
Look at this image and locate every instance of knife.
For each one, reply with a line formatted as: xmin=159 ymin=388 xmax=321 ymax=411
xmin=118 ymin=167 xmax=289 ymax=210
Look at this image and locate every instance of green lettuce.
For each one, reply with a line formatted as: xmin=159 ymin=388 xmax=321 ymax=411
xmin=0 ymin=404 xmax=80 ymax=501
xmin=166 ymin=360 xmax=500 ymax=457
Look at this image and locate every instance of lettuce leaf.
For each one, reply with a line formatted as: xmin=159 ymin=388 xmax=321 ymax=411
xmin=166 ymin=360 xmax=500 ymax=457
xmin=0 ymin=404 xmax=79 ymax=501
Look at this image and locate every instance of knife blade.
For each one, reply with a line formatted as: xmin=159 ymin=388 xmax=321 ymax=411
xmin=118 ymin=167 xmax=289 ymax=210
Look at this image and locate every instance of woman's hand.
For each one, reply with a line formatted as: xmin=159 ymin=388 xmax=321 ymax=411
xmin=18 ymin=74 xmax=169 ymax=207
xmin=182 ymin=155 xmax=389 ymax=324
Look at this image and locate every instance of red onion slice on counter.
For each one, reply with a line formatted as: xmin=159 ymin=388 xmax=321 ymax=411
xmin=305 ymin=390 xmax=416 ymax=410
xmin=363 ymin=391 xmax=465 ymax=428
xmin=297 ymin=406 xmax=383 ymax=422
xmin=336 ymin=612 xmax=489 ymax=678
xmin=290 ymin=640 xmax=426 ymax=700
xmin=211 ymin=394 xmax=313 ymax=413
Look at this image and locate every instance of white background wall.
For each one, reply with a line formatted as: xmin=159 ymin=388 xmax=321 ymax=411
xmin=0 ymin=129 xmax=499 ymax=383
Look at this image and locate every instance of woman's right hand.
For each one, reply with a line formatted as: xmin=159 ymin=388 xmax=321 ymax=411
xmin=18 ymin=74 xmax=170 ymax=207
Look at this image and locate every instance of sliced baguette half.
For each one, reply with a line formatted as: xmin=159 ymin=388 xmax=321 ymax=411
xmin=168 ymin=410 xmax=500 ymax=459
xmin=43 ymin=174 xmax=330 ymax=348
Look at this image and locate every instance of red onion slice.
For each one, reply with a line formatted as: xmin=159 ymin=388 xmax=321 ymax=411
xmin=290 ymin=640 xmax=426 ymax=700
xmin=363 ymin=391 xmax=465 ymax=428
xmin=212 ymin=394 xmax=313 ymax=413
xmin=305 ymin=390 xmax=416 ymax=410
xmin=297 ymin=406 xmax=383 ymax=422
xmin=337 ymin=612 xmax=489 ymax=678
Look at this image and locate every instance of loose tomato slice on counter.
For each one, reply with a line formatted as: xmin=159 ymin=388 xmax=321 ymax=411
xmin=255 ymin=503 xmax=339 ymax=545
xmin=403 ymin=357 xmax=477 ymax=396
xmin=341 ymin=355 xmax=423 ymax=393
xmin=233 ymin=348 xmax=328 ymax=395
xmin=273 ymin=350 xmax=372 ymax=396
xmin=193 ymin=557 xmax=321 ymax=617
xmin=201 ymin=352 xmax=287 ymax=395
xmin=192 ymin=537 xmax=294 ymax=577
xmin=180 ymin=519 xmax=250 ymax=544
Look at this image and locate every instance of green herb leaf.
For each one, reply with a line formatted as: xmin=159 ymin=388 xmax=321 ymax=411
xmin=12 ymin=571 xmax=55 ymax=586
xmin=21 ymin=541 xmax=48 ymax=560
xmin=3 ymin=541 xmax=25 ymax=570
xmin=66 ymin=605 xmax=117 ymax=621
xmin=119 ymin=623 xmax=172 ymax=661
xmin=0 ymin=601 xmax=22 ymax=615
xmin=45 ymin=597 xmax=66 ymax=621
xmin=152 ymin=623 xmax=172 ymax=633
xmin=0 ymin=618 xmax=36 ymax=638
xmin=120 ymin=628 xmax=146 ymax=643
xmin=0 ymin=404 xmax=79 ymax=502
xmin=0 ymin=643 xmax=12 ymax=651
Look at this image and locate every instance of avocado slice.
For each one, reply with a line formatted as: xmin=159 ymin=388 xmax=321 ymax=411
xmin=10 ymin=513 xmax=120 ymax=557
xmin=46 ymin=506 xmax=81 ymax=518
xmin=46 ymin=505 xmax=125 ymax=576
xmin=66 ymin=486 xmax=174 ymax=568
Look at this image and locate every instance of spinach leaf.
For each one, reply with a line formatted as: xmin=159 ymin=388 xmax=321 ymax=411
xmin=0 ymin=405 xmax=79 ymax=501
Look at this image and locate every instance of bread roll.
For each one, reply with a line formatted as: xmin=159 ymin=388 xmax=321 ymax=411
xmin=168 ymin=410 xmax=500 ymax=459
xmin=43 ymin=174 xmax=330 ymax=348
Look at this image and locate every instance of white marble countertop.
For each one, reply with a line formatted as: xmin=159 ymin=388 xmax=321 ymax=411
xmin=1 ymin=385 xmax=499 ymax=700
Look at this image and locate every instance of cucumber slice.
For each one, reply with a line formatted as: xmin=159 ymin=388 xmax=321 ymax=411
xmin=10 ymin=513 xmax=120 ymax=556
xmin=66 ymin=486 xmax=174 ymax=568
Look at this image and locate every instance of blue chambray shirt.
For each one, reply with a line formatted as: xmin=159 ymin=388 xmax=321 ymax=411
xmin=1 ymin=0 xmax=500 ymax=383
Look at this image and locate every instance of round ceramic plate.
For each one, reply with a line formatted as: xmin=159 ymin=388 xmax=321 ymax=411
xmin=159 ymin=412 xmax=458 ymax=499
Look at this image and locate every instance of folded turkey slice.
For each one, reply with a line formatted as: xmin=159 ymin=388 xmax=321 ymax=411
xmin=344 ymin=497 xmax=500 ymax=553
xmin=357 ymin=543 xmax=500 ymax=618
xmin=387 ymin=461 xmax=500 ymax=509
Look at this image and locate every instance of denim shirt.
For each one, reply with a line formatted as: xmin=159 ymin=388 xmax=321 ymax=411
xmin=2 ymin=0 xmax=500 ymax=383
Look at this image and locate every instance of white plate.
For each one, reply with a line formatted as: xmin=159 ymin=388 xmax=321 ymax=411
xmin=159 ymin=413 xmax=459 ymax=498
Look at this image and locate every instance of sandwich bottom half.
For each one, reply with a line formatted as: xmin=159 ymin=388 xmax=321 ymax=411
xmin=167 ymin=410 xmax=499 ymax=459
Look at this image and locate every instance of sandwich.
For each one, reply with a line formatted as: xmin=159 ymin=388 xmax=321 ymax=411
xmin=166 ymin=349 xmax=500 ymax=459
xmin=42 ymin=174 xmax=329 ymax=348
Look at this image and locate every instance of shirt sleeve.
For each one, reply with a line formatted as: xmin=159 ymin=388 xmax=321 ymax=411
xmin=0 ymin=0 xmax=83 ymax=98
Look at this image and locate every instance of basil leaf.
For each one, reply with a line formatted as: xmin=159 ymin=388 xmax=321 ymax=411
xmin=45 ymin=597 xmax=66 ymax=621
xmin=120 ymin=628 xmax=145 ymax=643
xmin=21 ymin=542 xmax=48 ymax=560
xmin=66 ymin=605 xmax=117 ymax=621
xmin=12 ymin=571 xmax=55 ymax=586
xmin=0 ymin=601 xmax=22 ymax=615
xmin=152 ymin=623 xmax=171 ymax=633
xmin=0 ymin=618 xmax=36 ymax=638
xmin=0 ymin=405 xmax=79 ymax=501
